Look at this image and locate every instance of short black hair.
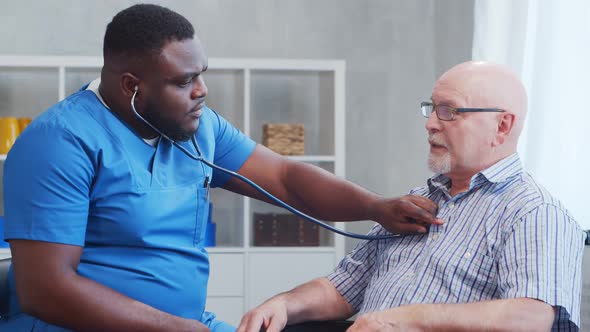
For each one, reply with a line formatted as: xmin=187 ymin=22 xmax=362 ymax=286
xmin=103 ymin=4 xmax=194 ymax=58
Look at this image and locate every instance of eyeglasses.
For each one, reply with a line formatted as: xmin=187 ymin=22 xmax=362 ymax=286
xmin=421 ymin=101 xmax=506 ymax=121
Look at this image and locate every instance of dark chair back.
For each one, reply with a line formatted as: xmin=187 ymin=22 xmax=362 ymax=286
xmin=282 ymin=320 xmax=353 ymax=332
xmin=0 ymin=258 xmax=11 ymax=317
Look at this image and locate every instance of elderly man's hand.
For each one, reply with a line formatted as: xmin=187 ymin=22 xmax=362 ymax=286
xmin=237 ymin=297 xmax=288 ymax=332
xmin=370 ymin=195 xmax=442 ymax=234
xmin=346 ymin=305 xmax=427 ymax=332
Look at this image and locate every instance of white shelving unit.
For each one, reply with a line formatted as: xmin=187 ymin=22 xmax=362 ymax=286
xmin=0 ymin=55 xmax=346 ymax=325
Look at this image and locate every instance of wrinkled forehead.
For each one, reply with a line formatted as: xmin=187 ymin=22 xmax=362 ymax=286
xmin=431 ymin=79 xmax=471 ymax=107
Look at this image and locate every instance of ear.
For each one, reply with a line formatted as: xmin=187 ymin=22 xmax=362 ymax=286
xmin=120 ymin=73 xmax=140 ymax=98
xmin=493 ymin=113 xmax=515 ymax=146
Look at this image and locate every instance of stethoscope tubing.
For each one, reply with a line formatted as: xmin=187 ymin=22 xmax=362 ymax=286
xmin=131 ymin=90 xmax=400 ymax=240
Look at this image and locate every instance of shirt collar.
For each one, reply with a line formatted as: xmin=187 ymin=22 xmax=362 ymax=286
xmin=478 ymin=153 xmax=523 ymax=183
xmin=427 ymin=153 xmax=523 ymax=194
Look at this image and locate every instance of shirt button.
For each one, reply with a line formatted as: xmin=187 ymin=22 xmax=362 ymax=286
xmin=431 ymin=234 xmax=439 ymax=241
xmin=464 ymin=252 xmax=472 ymax=259
xmin=448 ymin=202 xmax=455 ymax=209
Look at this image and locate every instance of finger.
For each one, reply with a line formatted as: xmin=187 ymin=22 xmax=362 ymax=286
xmin=406 ymin=195 xmax=439 ymax=215
xmin=242 ymin=314 xmax=265 ymax=332
xmin=236 ymin=315 xmax=249 ymax=332
xmin=402 ymin=200 xmax=442 ymax=225
xmin=346 ymin=322 xmax=359 ymax=332
xmin=346 ymin=318 xmax=376 ymax=332
xmin=403 ymin=195 xmax=440 ymax=219
xmin=395 ymin=222 xmax=428 ymax=234
xmin=265 ymin=317 xmax=285 ymax=332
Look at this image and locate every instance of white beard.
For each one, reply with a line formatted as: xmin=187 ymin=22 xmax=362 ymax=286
xmin=428 ymin=151 xmax=451 ymax=174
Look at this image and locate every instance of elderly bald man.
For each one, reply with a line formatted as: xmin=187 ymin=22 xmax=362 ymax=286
xmin=237 ymin=62 xmax=586 ymax=332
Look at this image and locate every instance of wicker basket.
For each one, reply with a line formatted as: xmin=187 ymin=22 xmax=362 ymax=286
xmin=262 ymin=123 xmax=304 ymax=155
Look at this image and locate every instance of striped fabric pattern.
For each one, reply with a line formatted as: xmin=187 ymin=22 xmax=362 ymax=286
xmin=328 ymin=154 xmax=585 ymax=331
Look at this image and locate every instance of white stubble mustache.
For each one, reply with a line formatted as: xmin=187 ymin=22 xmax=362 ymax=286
xmin=428 ymin=135 xmax=448 ymax=148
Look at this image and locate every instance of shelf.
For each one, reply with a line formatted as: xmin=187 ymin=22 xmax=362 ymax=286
xmin=0 ymin=155 xmax=335 ymax=163
xmin=206 ymin=246 xmax=337 ymax=254
xmin=0 ymin=56 xmax=344 ymax=72
xmin=286 ymin=155 xmax=335 ymax=162
xmin=0 ymin=154 xmax=334 ymax=165
xmin=0 ymin=55 xmax=102 ymax=68
xmin=206 ymin=247 xmax=245 ymax=253
xmin=0 ymin=246 xmax=336 ymax=256
xmin=0 ymin=246 xmax=335 ymax=257
xmin=246 ymin=247 xmax=337 ymax=253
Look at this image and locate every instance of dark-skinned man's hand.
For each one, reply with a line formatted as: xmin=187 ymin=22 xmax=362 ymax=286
xmin=370 ymin=195 xmax=443 ymax=234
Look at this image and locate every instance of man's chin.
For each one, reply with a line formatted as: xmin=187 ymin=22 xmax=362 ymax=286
xmin=428 ymin=155 xmax=451 ymax=174
xmin=172 ymin=125 xmax=199 ymax=142
xmin=173 ymin=132 xmax=196 ymax=142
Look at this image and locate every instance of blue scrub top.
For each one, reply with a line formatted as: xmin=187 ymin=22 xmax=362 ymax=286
xmin=2 ymin=86 xmax=255 ymax=327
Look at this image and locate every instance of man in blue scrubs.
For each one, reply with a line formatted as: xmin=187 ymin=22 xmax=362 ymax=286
xmin=1 ymin=4 xmax=441 ymax=332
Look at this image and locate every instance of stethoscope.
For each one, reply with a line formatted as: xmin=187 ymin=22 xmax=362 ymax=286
xmin=131 ymin=87 xmax=401 ymax=240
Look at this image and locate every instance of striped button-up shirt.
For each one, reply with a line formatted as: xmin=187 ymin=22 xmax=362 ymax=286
xmin=328 ymin=154 xmax=585 ymax=331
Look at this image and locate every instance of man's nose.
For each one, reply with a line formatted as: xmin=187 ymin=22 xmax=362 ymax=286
xmin=191 ymin=76 xmax=208 ymax=99
xmin=425 ymin=112 xmax=441 ymax=133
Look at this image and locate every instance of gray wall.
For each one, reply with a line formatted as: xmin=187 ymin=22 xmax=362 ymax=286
xmin=3 ymin=0 xmax=589 ymax=328
xmin=0 ymin=0 xmax=474 ymax=249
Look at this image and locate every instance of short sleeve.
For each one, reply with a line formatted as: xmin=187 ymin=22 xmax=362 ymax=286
xmin=327 ymin=224 xmax=385 ymax=311
xmin=497 ymin=204 xmax=585 ymax=330
xmin=3 ymin=120 xmax=93 ymax=246
xmin=207 ymin=110 xmax=256 ymax=188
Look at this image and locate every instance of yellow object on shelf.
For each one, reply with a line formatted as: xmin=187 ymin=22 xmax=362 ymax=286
xmin=18 ymin=117 xmax=32 ymax=133
xmin=0 ymin=117 xmax=19 ymax=154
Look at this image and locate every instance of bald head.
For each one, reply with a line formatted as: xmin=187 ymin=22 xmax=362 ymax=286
xmin=434 ymin=61 xmax=528 ymax=144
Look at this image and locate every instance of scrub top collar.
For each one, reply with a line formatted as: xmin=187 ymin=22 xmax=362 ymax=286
xmin=86 ymin=78 xmax=109 ymax=109
xmin=87 ymin=78 xmax=160 ymax=147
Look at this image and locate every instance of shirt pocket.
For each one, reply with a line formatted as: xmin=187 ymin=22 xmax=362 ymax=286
xmin=192 ymin=187 xmax=210 ymax=246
